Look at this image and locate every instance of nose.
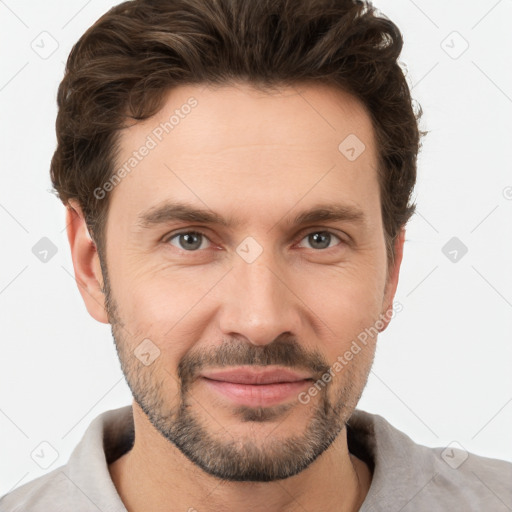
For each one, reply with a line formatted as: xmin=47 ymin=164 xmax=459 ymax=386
xmin=216 ymin=249 xmax=302 ymax=347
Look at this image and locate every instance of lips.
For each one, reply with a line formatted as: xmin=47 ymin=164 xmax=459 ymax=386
xmin=200 ymin=367 xmax=313 ymax=385
xmin=199 ymin=366 xmax=314 ymax=407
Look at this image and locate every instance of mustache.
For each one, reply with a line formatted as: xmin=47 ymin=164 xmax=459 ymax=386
xmin=177 ymin=334 xmax=331 ymax=390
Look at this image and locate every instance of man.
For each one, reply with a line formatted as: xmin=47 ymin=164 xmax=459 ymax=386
xmin=1 ymin=0 xmax=511 ymax=510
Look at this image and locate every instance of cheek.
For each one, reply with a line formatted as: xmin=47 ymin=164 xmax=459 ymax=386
xmin=111 ymin=238 xmax=387 ymax=361
xmin=305 ymin=259 xmax=386 ymax=313
xmin=114 ymin=259 xmax=204 ymax=321
xmin=111 ymin=265 xmax=221 ymax=363
xmin=298 ymin=263 xmax=386 ymax=355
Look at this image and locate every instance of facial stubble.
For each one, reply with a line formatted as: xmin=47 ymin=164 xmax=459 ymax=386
xmin=98 ymin=251 xmax=373 ymax=482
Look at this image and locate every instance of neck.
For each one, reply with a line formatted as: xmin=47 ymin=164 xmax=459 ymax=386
xmin=108 ymin=402 xmax=372 ymax=512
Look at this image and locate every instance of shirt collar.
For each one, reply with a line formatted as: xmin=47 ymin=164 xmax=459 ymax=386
xmin=64 ymin=405 xmax=433 ymax=512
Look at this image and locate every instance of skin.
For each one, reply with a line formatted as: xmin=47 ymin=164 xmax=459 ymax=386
xmin=66 ymin=81 xmax=405 ymax=512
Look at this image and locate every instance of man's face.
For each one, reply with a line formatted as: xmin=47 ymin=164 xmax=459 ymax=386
xmin=89 ymin=82 xmax=402 ymax=482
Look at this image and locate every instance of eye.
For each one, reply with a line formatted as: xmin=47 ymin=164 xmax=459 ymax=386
xmin=163 ymin=229 xmax=345 ymax=253
xmin=297 ymin=231 xmax=343 ymax=250
xmin=166 ymin=231 xmax=211 ymax=251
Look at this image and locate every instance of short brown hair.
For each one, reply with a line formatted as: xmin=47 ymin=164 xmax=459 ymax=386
xmin=51 ymin=0 xmax=423 ymax=268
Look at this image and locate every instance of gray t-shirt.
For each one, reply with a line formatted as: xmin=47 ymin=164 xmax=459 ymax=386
xmin=1 ymin=405 xmax=511 ymax=511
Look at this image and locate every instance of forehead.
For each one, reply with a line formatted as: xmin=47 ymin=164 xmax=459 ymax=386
xmin=108 ymin=82 xmax=379 ymax=233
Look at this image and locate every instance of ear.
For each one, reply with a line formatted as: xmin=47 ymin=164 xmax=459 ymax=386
xmin=378 ymin=228 xmax=406 ymax=333
xmin=66 ymin=199 xmax=109 ymax=324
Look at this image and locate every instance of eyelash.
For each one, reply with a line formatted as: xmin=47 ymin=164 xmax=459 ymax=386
xmin=162 ymin=229 xmax=346 ymax=253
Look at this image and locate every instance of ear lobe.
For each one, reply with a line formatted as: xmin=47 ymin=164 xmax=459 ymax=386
xmin=66 ymin=200 xmax=109 ymax=324
xmin=378 ymin=228 xmax=406 ymax=333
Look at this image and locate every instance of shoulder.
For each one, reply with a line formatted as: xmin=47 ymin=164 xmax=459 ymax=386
xmin=404 ymin=446 xmax=512 ymax=511
xmin=349 ymin=409 xmax=512 ymax=511
xmin=0 ymin=406 xmax=132 ymax=512
xmin=0 ymin=466 xmax=88 ymax=512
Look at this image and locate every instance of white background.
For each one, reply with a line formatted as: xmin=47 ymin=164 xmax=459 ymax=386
xmin=1 ymin=0 xmax=511 ymax=497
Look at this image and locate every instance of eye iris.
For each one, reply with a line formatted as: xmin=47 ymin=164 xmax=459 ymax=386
xmin=309 ymin=232 xmax=331 ymax=249
xmin=180 ymin=232 xmax=202 ymax=250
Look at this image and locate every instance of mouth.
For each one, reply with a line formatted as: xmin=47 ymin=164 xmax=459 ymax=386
xmin=199 ymin=366 xmax=314 ymax=407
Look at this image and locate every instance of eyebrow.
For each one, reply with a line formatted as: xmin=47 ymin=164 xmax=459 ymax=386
xmin=135 ymin=200 xmax=366 ymax=231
